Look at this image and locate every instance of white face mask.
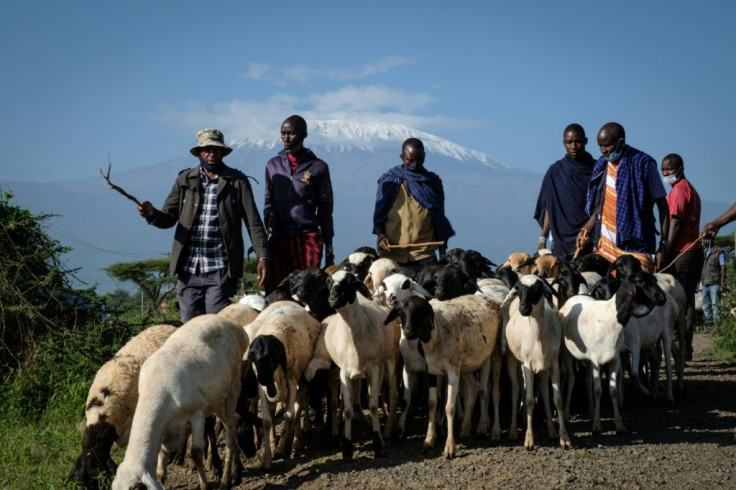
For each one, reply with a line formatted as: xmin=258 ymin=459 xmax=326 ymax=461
xmin=663 ymin=174 xmax=678 ymax=185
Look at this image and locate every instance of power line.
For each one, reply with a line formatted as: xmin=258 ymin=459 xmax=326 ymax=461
xmin=48 ymin=224 xmax=168 ymax=258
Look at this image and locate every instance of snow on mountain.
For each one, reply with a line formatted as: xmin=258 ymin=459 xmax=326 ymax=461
xmin=232 ymin=120 xmax=509 ymax=169
xmin=4 ymin=119 xmax=726 ymax=294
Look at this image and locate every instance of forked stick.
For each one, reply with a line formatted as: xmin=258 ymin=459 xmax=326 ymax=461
xmin=99 ymin=158 xmax=141 ymax=205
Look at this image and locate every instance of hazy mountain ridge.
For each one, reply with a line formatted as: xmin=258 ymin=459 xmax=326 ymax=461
xmin=1 ymin=121 xmax=730 ymax=293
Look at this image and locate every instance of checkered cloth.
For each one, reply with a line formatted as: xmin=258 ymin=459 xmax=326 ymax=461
xmin=266 ymin=231 xmax=323 ymax=292
xmin=182 ymin=171 xmax=227 ymax=274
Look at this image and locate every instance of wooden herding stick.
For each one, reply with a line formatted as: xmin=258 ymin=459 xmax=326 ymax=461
xmin=98 ymin=158 xmax=141 ymax=206
xmin=388 ymin=241 xmax=445 ymax=250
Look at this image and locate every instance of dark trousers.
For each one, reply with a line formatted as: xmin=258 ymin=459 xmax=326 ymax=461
xmin=670 ymin=249 xmax=704 ymax=353
xmin=176 ymin=268 xmax=237 ymax=323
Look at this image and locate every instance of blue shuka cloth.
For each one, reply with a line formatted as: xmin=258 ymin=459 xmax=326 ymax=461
xmin=584 ymin=145 xmax=666 ymax=253
xmin=534 ymin=153 xmax=595 ymax=258
xmin=373 ymin=165 xmax=455 ymax=243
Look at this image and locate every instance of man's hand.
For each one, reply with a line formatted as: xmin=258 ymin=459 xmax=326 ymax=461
xmin=257 ymin=258 xmax=268 ymax=287
xmin=576 ymin=228 xmax=590 ymax=249
xmin=701 ymin=221 xmax=719 ymax=239
xmin=138 ymin=201 xmax=155 ymax=219
xmin=377 ymin=233 xmax=390 ymax=252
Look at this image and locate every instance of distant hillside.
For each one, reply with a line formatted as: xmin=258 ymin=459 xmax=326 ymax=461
xmin=2 ymin=120 xmax=730 ymax=293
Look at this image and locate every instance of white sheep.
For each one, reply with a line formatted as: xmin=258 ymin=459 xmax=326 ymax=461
xmin=558 ymin=271 xmax=666 ymax=435
xmin=385 ymin=294 xmax=502 ymax=458
xmin=501 ymin=275 xmax=571 ymax=449
xmin=363 ymin=257 xmax=401 ymax=293
xmin=112 ymin=315 xmax=246 ymax=490
xmin=68 ymin=324 xmax=177 ymax=489
xmin=218 ymin=302 xmax=261 ymax=327
xmin=321 ymin=270 xmax=400 ymax=460
xmin=245 ymin=301 xmax=322 ymax=470
xmin=371 ymin=272 xmax=436 ymax=438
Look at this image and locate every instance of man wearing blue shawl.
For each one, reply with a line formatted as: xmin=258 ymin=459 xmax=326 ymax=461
xmin=534 ymin=124 xmax=595 ymax=259
xmin=373 ymin=138 xmax=455 ymax=267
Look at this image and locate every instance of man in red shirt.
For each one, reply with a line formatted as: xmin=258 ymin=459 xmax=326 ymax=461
xmin=661 ymin=153 xmax=702 ymax=360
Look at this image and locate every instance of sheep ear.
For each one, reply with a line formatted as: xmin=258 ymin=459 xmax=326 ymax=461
xmin=541 ymin=280 xmax=557 ymax=307
xmin=500 ymin=288 xmax=518 ymax=309
xmin=356 ymin=281 xmax=373 ymax=299
xmin=384 ymin=307 xmax=399 ymax=326
xmin=410 ymin=280 xmax=434 ymax=298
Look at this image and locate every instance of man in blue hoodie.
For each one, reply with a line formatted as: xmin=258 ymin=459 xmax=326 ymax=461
xmin=264 ymin=115 xmax=334 ymax=293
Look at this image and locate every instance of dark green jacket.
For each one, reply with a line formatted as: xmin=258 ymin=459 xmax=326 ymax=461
xmin=147 ymin=163 xmax=269 ymax=278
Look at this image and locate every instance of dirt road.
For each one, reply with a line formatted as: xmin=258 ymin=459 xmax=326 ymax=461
xmin=164 ymin=330 xmax=736 ymax=489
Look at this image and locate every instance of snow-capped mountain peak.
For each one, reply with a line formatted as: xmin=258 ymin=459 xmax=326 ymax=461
xmin=230 ymin=120 xmax=509 ymax=170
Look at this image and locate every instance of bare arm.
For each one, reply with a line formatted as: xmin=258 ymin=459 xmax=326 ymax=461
xmin=537 ymin=210 xmax=550 ymax=251
xmin=702 ymin=201 xmax=736 ymax=238
xmin=655 ymin=197 xmax=670 ymax=271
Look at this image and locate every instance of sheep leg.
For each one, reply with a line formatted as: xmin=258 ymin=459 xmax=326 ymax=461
xmin=443 ymin=370 xmax=460 ymax=459
xmin=368 ymin=365 xmax=385 ymax=457
xmin=259 ymin=387 xmax=274 ymax=471
xmin=521 ymin=363 xmax=536 ymax=450
xmin=551 ymin=359 xmax=572 ymax=449
xmin=382 ymin=358 xmax=399 ymax=441
xmin=608 ymin=358 xmax=627 ymax=434
xmin=340 ymin=370 xmax=354 ymax=461
xmin=476 ymin=359 xmax=491 ymax=436
xmin=423 ymin=376 xmax=438 ymax=451
xmin=330 ymin=371 xmax=341 ymax=438
xmin=538 ymin=370 xmax=556 ymax=440
xmin=188 ymin=413 xmax=209 ymax=490
xmin=662 ymin=334 xmax=675 ymax=403
xmin=293 ymin=383 xmax=308 ymax=451
xmin=591 ymin=363 xmax=603 ymax=436
xmin=399 ymin=368 xmax=414 ymax=439
xmin=460 ymin=372 xmax=479 ymax=438
xmin=216 ymin=402 xmax=239 ymax=489
xmin=562 ymin=354 xmax=575 ymax=422
xmin=276 ymin=382 xmax=297 ymax=459
xmin=629 ymin=340 xmax=651 ymax=398
xmin=507 ymin=355 xmax=520 ymax=440
xmin=490 ymin=347 xmax=502 ymax=440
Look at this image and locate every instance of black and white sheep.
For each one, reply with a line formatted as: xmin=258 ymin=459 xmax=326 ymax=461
xmin=501 ymin=275 xmax=571 ymax=449
xmin=246 ymin=301 xmax=322 ymax=470
xmin=320 ymin=270 xmax=400 ymax=460
xmin=385 ymin=294 xmax=503 ymax=458
xmin=558 ymin=270 xmax=665 ymax=435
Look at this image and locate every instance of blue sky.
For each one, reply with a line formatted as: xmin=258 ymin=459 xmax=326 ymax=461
xmin=1 ymin=1 xmax=734 ymax=203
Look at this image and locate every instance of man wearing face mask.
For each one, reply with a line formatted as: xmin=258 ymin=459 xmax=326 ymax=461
xmin=263 ymin=115 xmax=334 ymax=293
xmin=138 ymin=128 xmax=269 ymax=322
xmin=576 ymin=122 xmax=669 ymax=272
xmin=373 ymin=138 xmax=455 ymax=267
xmin=661 ymin=153 xmax=702 ymax=360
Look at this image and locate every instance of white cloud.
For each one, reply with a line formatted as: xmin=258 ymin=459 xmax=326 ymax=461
xmin=152 ymin=85 xmax=481 ymax=141
xmin=241 ymin=56 xmax=414 ymax=85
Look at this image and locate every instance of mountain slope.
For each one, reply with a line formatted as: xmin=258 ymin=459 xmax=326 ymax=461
xmin=2 ymin=121 xmax=726 ymax=293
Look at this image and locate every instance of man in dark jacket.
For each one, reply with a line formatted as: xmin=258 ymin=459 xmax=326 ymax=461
xmin=263 ymin=115 xmax=334 ymax=293
xmin=534 ymin=123 xmax=595 ymax=259
xmin=138 ymin=128 xmax=269 ymax=322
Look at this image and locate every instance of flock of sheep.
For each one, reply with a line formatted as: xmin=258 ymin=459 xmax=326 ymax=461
xmin=68 ymin=246 xmax=689 ymax=489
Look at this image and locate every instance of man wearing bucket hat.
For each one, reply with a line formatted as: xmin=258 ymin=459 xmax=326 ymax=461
xmin=138 ymin=128 xmax=269 ymax=322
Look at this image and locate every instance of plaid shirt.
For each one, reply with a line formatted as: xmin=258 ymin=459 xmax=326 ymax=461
xmin=182 ymin=170 xmax=227 ymax=274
